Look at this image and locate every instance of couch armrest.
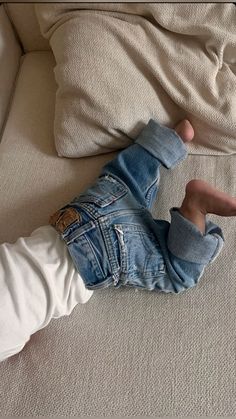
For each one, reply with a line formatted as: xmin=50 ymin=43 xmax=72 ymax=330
xmin=0 ymin=5 xmax=22 ymax=140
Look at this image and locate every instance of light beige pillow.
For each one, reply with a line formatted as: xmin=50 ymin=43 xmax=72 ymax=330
xmin=36 ymin=3 xmax=236 ymax=158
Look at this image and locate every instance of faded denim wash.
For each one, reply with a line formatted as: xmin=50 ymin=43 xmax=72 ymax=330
xmin=50 ymin=119 xmax=224 ymax=293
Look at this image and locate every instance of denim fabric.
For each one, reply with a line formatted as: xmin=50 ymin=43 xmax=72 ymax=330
xmin=50 ymin=119 xmax=224 ymax=293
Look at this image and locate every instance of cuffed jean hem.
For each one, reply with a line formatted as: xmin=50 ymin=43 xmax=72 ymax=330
xmin=135 ymin=119 xmax=188 ymax=169
xmin=168 ymin=208 xmax=225 ymax=264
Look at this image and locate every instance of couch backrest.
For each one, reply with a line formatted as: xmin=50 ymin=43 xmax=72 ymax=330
xmin=5 ymin=3 xmax=50 ymax=52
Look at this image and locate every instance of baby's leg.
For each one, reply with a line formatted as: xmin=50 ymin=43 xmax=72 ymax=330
xmin=102 ymin=119 xmax=193 ymax=209
xmin=0 ymin=226 xmax=93 ymax=362
xmin=157 ymin=180 xmax=236 ymax=293
xmin=179 ymin=179 xmax=236 ymax=233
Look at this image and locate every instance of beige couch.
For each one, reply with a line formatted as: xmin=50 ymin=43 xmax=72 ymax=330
xmin=1 ymin=3 xmax=236 ymax=416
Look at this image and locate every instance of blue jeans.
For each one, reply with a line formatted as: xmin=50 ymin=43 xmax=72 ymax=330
xmin=50 ymin=120 xmax=224 ymax=293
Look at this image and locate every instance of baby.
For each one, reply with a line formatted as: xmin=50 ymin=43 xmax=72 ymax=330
xmin=1 ymin=118 xmax=236 ymax=362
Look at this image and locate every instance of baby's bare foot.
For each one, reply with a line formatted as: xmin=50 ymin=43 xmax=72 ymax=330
xmin=175 ymin=119 xmax=194 ymax=143
xmin=179 ymin=179 xmax=236 ymax=233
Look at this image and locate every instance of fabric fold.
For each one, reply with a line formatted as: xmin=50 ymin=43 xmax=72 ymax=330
xmin=168 ymin=208 xmax=225 ymax=264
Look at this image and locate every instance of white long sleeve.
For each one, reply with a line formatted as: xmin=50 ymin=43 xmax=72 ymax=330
xmin=0 ymin=225 xmax=93 ymax=362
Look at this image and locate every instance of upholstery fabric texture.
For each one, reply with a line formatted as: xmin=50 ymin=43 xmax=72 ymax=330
xmin=0 ymin=48 xmax=236 ymax=416
xmin=36 ymin=3 xmax=236 ymax=157
xmin=5 ymin=3 xmax=50 ymax=52
xmin=1 ymin=4 xmax=236 ymax=416
xmin=0 ymin=5 xmax=22 ymax=137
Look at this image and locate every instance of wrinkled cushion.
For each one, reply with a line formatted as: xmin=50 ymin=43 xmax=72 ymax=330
xmin=36 ymin=3 xmax=236 ymax=158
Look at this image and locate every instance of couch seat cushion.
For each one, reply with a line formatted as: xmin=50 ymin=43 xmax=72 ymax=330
xmin=1 ymin=50 xmax=236 ymax=417
xmin=0 ymin=51 xmax=114 ymax=243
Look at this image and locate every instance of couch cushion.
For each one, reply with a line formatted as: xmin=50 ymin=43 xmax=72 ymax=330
xmin=1 ymin=51 xmax=236 ymax=417
xmin=0 ymin=51 xmax=113 ymax=244
xmin=5 ymin=4 xmax=50 ymax=52
xmin=36 ymin=3 xmax=236 ymax=158
xmin=0 ymin=5 xmax=22 ymax=138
